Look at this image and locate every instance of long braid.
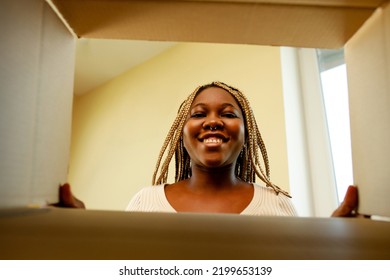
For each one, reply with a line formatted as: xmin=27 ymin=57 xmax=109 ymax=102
xmin=152 ymin=86 xmax=199 ymax=185
xmin=152 ymin=82 xmax=291 ymax=197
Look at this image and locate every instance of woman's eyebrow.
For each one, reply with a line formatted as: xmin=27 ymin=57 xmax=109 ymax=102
xmin=191 ymin=102 xmax=238 ymax=109
xmin=220 ymin=103 xmax=239 ymax=109
xmin=191 ymin=103 xmax=207 ymax=108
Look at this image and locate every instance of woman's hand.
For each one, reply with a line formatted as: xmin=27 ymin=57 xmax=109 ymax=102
xmin=50 ymin=183 xmax=86 ymax=209
xmin=331 ymin=185 xmax=359 ymax=217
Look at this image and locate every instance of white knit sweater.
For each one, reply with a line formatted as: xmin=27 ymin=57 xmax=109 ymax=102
xmin=126 ymin=184 xmax=297 ymax=216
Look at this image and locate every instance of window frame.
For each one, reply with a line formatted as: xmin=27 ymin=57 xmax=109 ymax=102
xmin=280 ymin=47 xmax=339 ymax=217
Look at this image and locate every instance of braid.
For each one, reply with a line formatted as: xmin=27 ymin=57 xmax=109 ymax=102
xmin=152 ymin=82 xmax=291 ymax=197
xmin=152 ymin=86 xmax=199 ymax=185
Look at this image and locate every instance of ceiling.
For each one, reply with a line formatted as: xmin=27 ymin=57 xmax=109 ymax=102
xmin=74 ymin=39 xmax=176 ymax=95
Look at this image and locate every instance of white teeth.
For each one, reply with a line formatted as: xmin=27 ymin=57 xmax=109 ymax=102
xmin=204 ymin=138 xmax=223 ymax=144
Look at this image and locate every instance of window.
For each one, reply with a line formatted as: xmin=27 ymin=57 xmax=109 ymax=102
xmin=281 ymin=47 xmax=353 ymax=216
xmin=317 ymin=49 xmax=354 ymax=203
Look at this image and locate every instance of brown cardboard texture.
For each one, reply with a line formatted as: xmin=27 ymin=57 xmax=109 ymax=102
xmin=51 ymin=0 xmax=382 ymax=48
xmin=1 ymin=208 xmax=390 ymax=259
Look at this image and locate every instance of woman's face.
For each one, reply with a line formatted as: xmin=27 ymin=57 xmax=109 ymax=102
xmin=183 ymin=86 xmax=246 ymax=169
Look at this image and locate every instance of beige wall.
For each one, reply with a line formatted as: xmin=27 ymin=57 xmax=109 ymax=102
xmin=68 ymin=42 xmax=289 ymax=210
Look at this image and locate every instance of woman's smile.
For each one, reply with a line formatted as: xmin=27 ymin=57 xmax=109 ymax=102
xmin=199 ymin=132 xmax=229 ymax=148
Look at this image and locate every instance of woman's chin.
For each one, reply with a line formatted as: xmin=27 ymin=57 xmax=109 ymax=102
xmin=198 ymin=160 xmax=235 ymax=170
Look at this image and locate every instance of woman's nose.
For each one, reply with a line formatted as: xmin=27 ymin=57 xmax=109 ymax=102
xmin=203 ymin=116 xmax=224 ymax=130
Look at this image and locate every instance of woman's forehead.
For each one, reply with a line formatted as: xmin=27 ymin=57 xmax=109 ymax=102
xmin=191 ymin=87 xmax=240 ymax=108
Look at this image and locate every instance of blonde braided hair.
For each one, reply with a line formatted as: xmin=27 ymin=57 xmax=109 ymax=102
xmin=152 ymin=81 xmax=291 ymax=197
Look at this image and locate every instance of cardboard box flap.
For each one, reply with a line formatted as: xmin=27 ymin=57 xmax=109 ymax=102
xmin=188 ymin=0 xmax=385 ymax=8
xmin=1 ymin=208 xmax=390 ymax=259
xmin=50 ymin=0 xmax=381 ymax=48
xmin=345 ymin=2 xmax=390 ymax=217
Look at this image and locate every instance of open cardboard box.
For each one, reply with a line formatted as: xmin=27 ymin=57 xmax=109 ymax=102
xmin=1 ymin=0 xmax=390 ymax=259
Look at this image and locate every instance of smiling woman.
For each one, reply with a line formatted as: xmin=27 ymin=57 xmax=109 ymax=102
xmin=126 ymin=81 xmax=297 ymax=215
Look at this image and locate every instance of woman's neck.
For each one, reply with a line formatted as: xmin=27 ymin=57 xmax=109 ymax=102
xmin=186 ymin=164 xmax=241 ymax=192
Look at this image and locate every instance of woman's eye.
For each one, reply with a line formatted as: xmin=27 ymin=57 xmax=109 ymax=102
xmin=191 ymin=112 xmax=205 ymax=118
xmin=222 ymin=113 xmax=237 ymax=118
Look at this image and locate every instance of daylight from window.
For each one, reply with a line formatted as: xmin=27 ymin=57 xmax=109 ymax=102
xmin=320 ymin=64 xmax=354 ymax=203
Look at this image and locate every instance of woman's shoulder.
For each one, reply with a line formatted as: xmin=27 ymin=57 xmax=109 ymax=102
xmin=134 ymin=185 xmax=164 ymax=195
xmin=245 ymin=183 xmax=298 ymax=216
xmin=127 ymin=185 xmax=165 ymax=203
xmin=125 ymin=184 xmax=175 ymax=212
xmin=253 ymin=183 xmax=291 ymax=198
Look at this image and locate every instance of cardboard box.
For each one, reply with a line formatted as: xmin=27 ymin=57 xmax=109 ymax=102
xmin=1 ymin=0 xmax=390 ymax=259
